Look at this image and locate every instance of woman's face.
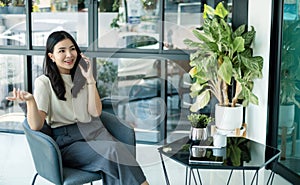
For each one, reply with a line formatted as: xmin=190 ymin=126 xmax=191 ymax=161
xmin=48 ymin=38 xmax=78 ymax=74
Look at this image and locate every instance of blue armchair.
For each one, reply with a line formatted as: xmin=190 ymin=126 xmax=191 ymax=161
xmin=22 ymin=111 xmax=136 ymax=185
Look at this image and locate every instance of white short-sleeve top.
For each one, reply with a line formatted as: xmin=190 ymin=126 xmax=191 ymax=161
xmin=34 ymin=74 xmax=91 ymax=128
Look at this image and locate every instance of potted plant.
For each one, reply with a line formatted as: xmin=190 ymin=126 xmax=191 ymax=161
xmin=184 ymin=2 xmax=263 ymax=132
xmin=187 ymin=113 xmax=213 ymax=141
xmin=279 ymin=20 xmax=300 ymax=128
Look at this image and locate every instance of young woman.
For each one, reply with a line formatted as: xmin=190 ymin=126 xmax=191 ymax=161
xmin=7 ymin=31 xmax=149 ymax=185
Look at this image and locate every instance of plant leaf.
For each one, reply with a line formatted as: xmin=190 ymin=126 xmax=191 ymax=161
xmin=183 ymin=39 xmax=202 ymax=48
xmin=190 ymin=90 xmax=210 ymax=112
xmin=218 ymin=56 xmax=232 ymax=84
xmin=203 ymin=4 xmax=215 ymax=19
xmin=242 ymin=26 xmax=256 ymax=47
xmin=240 ymin=55 xmax=263 ymax=78
xmin=233 ymin=24 xmax=246 ymax=38
xmin=214 ymin=2 xmax=228 ymax=19
xmin=189 ymin=67 xmax=198 ymax=77
xmin=233 ymin=36 xmax=245 ymax=53
xmin=229 ymin=145 xmax=242 ymax=166
xmin=192 ymin=29 xmax=214 ymax=44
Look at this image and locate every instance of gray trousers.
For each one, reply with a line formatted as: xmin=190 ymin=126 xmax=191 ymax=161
xmin=52 ymin=119 xmax=146 ymax=185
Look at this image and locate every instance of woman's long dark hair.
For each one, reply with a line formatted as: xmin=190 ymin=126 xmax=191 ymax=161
xmin=43 ymin=30 xmax=86 ymax=100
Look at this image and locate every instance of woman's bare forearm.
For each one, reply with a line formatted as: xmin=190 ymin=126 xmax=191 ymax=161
xmin=26 ymin=99 xmax=45 ymax=130
xmin=87 ymin=83 xmax=102 ymax=117
xmin=6 ymin=88 xmax=45 ymax=130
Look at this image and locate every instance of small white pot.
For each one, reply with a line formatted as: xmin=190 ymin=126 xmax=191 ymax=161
xmin=215 ymin=104 xmax=243 ymax=132
xmin=279 ymin=104 xmax=295 ymax=128
xmin=213 ymin=133 xmax=227 ymax=147
xmin=213 ymin=147 xmax=226 ymax=157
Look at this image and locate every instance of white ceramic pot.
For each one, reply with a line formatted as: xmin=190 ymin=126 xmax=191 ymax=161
xmin=215 ymin=104 xmax=243 ymax=132
xmin=279 ymin=104 xmax=295 ymax=128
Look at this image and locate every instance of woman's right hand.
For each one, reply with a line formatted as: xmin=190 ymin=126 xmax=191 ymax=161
xmin=6 ymin=88 xmax=34 ymax=102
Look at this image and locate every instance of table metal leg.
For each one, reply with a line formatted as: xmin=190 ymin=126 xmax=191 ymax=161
xmin=185 ymin=167 xmax=188 ymax=185
xmin=266 ymin=158 xmax=279 ymax=185
xmin=188 ymin=167 xmax=192 ymax=185
xmin=185 ymin=168 xmax=202 ymax=185
xmin=250 ymin=170 xmax=259 ymax=185
xmin=196 ymin=169 xmax=203 ymax=185
xmin=191 ymin=169 xmax=198 ymax=185
xmin=159 ymin=152 xmax=171 ymax=185
xmin=256 ymin=170 xmax=259 ymax=185
xmin=243 ymin=169 xmax=245 ymax=185
xmin=266 ymin=171 xmax=276 ymax=185
xmin=227 ymin=169 xmax=234 ymax=185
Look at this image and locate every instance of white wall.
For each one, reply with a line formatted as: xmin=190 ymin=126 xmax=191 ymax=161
xmin=245 ymin=0 xmax=273 ymax=144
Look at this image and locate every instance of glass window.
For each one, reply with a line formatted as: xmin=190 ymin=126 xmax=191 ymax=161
xmin=0 ymin=1 xmax=26 ymax=46
xmin=98 ymin=0 xmax=160 ymax=49
xmin=0 ymin=54 xmax=25 ymax=133
xmin=32 ymin=55 xmax=43 ymax=86
xmin=31 ymin=0 xmax=88 ymax=47
xmin=95 ymin=57 xmax=195 ymax=143
xmin=163 ymin=0 xmax=233 ymax=50
xmin=96 ymin=57 xmax=162 ymax=142
xmin=164 ymin=0 xmax=202 ymax=50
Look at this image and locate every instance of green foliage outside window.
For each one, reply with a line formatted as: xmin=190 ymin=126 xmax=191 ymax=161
xmin=96 ymin=60 xmax=118 ymax=98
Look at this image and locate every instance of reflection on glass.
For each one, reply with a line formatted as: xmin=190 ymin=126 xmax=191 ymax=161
xmin=98 ymin=0 xmax=160 ymax=49
xmin=32 ymin=56 xmax=44 ymax=87
xmin=96 ymin=57 xmax=161 ymax=142
xmin=163 ymin=1 xmax=232 ymax=50
xmin=0 ymin=0 xmax=26 ymax=46
xmin=31 ymin=0 xmax=88 ymax=47
xmin=0 ymin=12 xmax=26 ymax=46
xmin=0 ymin=1 xmax=88 ymax=47
xmin=0 ymin=0 xmax=26 ymax=14
xmin=278 ymin=0 xmax=300 ymax=175
xmin=283 ymin=0 xmax=299 ymax=20
xmin=163 ymin=0 xmax=202 ymax=50
xmin=0 ymin=54 xmax=25 ymax=116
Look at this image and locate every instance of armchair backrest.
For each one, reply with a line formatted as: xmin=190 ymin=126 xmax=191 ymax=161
xmin=23 ymin=119 xmax=63 ymax=185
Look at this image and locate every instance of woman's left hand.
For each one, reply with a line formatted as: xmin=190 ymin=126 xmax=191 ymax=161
xmin=6 ymin=88 xmax=34 ymax=102
xmin=79 ymin=53 xmax=96 ymax=83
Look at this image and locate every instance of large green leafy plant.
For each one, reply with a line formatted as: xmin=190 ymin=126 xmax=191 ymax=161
xmin=184 ymin=3 xmax=263 ymax=112
xmin=280 ymin=20 xmax=300 ymax=108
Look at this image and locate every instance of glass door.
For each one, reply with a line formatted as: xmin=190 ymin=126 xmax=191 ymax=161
xmin=278 ymin=0 xmax=300 ymax=174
